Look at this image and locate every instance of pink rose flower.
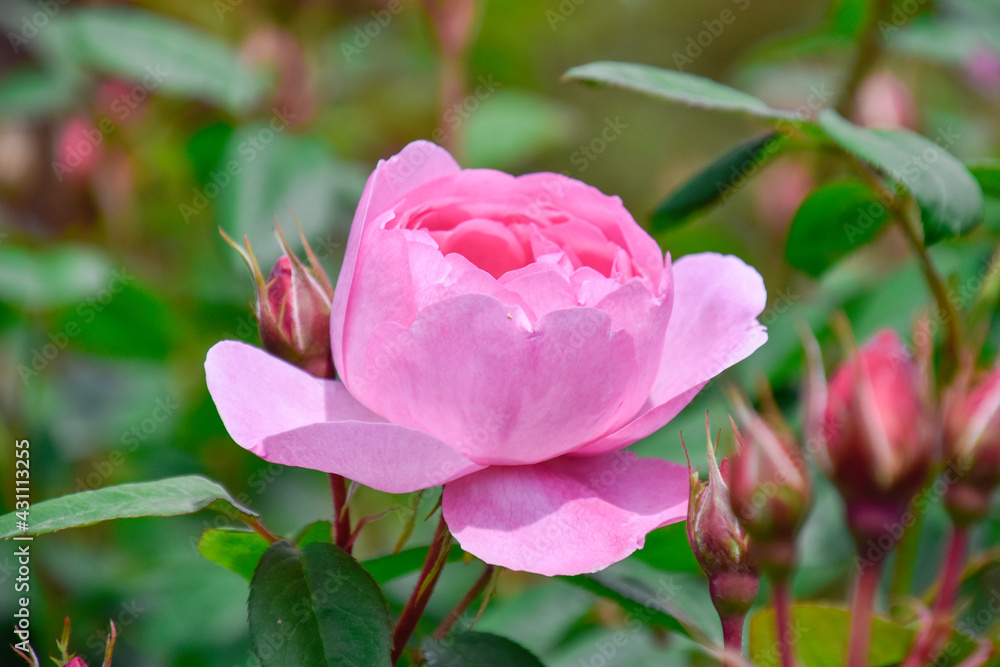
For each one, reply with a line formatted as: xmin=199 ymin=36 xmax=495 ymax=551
xmin=206 ymin=141 xmax=768 ymax=575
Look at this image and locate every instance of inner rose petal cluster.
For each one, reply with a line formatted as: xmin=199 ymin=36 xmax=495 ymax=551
xmin=206 ymin=141 xmax=768 ymax=576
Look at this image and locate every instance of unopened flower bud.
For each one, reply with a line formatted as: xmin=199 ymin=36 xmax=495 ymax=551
xmin=943 ymin=368 xmax=1000 ymax=525
xmin=223 ymin=227 xmax=335 ymax=378
xmin=822 ymin=329 xmax=934 ymax=547
xmin=728 ymin=410 xmax=811 ymax=580
xmin=64 ymin=658 xmax=89 ymax=667
xmin=686 ymin=421 xmax=759 ymax=622
xmin=856 ymin=70 xmax=917 ymax=129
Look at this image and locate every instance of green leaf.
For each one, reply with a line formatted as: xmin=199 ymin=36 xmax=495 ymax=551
xmin=652 ymin=133 xmax=784 ymax=230
xmin=0 ymin=246 xmax=119 ymax=310
xmin=632 ymin=523 xmax=702 ymax=574
xmin=0 ymin=475 xmax=257 ymax=538
xmin=0 ymin=68 xmax=83 ymax=118
xmin=465 ymin=89 xmax=577 ymax=170
xmin=969 ymin=161 xmax=1000 ymax=199
xmin=59 ymin=7 xmax=267 ymax=112
xmin=296 ymin=520 xmax=334 ymax=546
xmin=785 ymin=179 xmax=891 ymax=277
xmin=198 ymin=528 xmax=270 ymax=581
xmin=817 ymin=110 xmax=984 ymax=244
xmin=563 ymin=570 xmax=712 ymax=643
xmin=748 ymin=602 xmax=979 ymax=666
xmin=563 ymin=61 xmax=805 ymax=123
xmin=421 ymin=631 xmax=544 ymax=667
xmin=248 ymin=540 xmax=392 ymax=667
xmin=216 ymin=127 xmax=367 ymax=270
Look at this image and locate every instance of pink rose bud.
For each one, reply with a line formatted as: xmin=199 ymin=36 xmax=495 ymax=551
xmin=943 ymin=368 xmax=1000 ymax=525
xmin=728 ymin=410 xmax=811 ymax=580
xmin=965 ymin=49 xmax=1000 ymax=97
xmin=64 ymin=658 xmax=89 ymax=667
xmin=686 ymin=421 xmax=759 ymax=622
xmin=822 ymin=329 xmax=933 ymax=547
xmin=856 ymin=70 xmax=917 ymax=130
xmin=55 ymin=115 xmax=102 ymax=182
xmin=223 ymin=228 xmax=335 ymax=379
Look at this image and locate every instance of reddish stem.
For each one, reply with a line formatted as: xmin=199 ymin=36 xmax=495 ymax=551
xmin=847 ymin=561 xmax=882 ymax=667
xmin=329 ymin=473 xmax=352 ymax=552
xmin=391 ymin=515 xmax=450 ymax=664
xmin=433 ymin=563 xmax=495 ymax=640
xmin=773 ymin=580 xmax=797 ymax=667
xmin=901 ymin=526 xmax=969 ymax=667
xmin=720 ymin=615 xmax=746 ymax=667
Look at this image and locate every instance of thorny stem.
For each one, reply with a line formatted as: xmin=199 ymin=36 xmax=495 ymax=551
xmin=329 ymin=473 xmax=352 ymax=553
xmin=391 ymin=514 xmax=451 ymax=664
xmin=432 ymin=563 xmax=496 ymax=640
xmin=846 ymin=561 xmax=883 ymax=667
xmin=901 ymin=526 xmax=969 ymax=667
xmin=773 ymin=580 xmax=797 ymax=667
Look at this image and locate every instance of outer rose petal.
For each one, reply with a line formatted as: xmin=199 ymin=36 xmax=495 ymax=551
xmin=443 ymin=452 xmax=688 ymax=576
xmin=331 ymin=141 xmax=461 ymax=380
xmin=572 ymin=253 xmax=767 ymax=455
xmin=205 ymin=340 xmax=482 ymax=493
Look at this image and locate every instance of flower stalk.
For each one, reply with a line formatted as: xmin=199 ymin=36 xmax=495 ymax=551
xmin=391 ymin=515 xmax=452 ymax=664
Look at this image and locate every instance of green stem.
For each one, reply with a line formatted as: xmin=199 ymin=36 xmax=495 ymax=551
xmin=847 ymin=561 xmax=882 ymax=667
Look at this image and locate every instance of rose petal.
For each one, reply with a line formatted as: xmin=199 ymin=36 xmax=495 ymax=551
xmin=206 ymin=340 xmax=381 ymax=444
xmin=332 ymin=141 xmax=461 ymax=379
xmin=206 ymin=340 xmax=482 ymax=493
xmin=357 ymin=294 xmax=642 ymax=466
xmin=257 ymin=422 xmax=484 ymax=493
xmin=572 ymin=252 xmax=767 ymax=455
xmin=443 ymin=452 xmax=688 ymax=575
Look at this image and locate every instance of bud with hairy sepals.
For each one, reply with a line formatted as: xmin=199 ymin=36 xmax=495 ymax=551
xmin=944 ymin=367 xmax=1000 ymax=525
xmin=686 ymin=419 xmax=759 ymax=624
xmin=821 ymin=329 xmax=934 ymax=549
xmin=728 ymin=406 xmax=811 ymax=580
xmin=222 ymin=226 xmax=335 ymax=378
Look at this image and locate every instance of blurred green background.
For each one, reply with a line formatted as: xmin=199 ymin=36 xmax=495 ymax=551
xmin=1 ymin=0 xmax=1000 ymax=664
